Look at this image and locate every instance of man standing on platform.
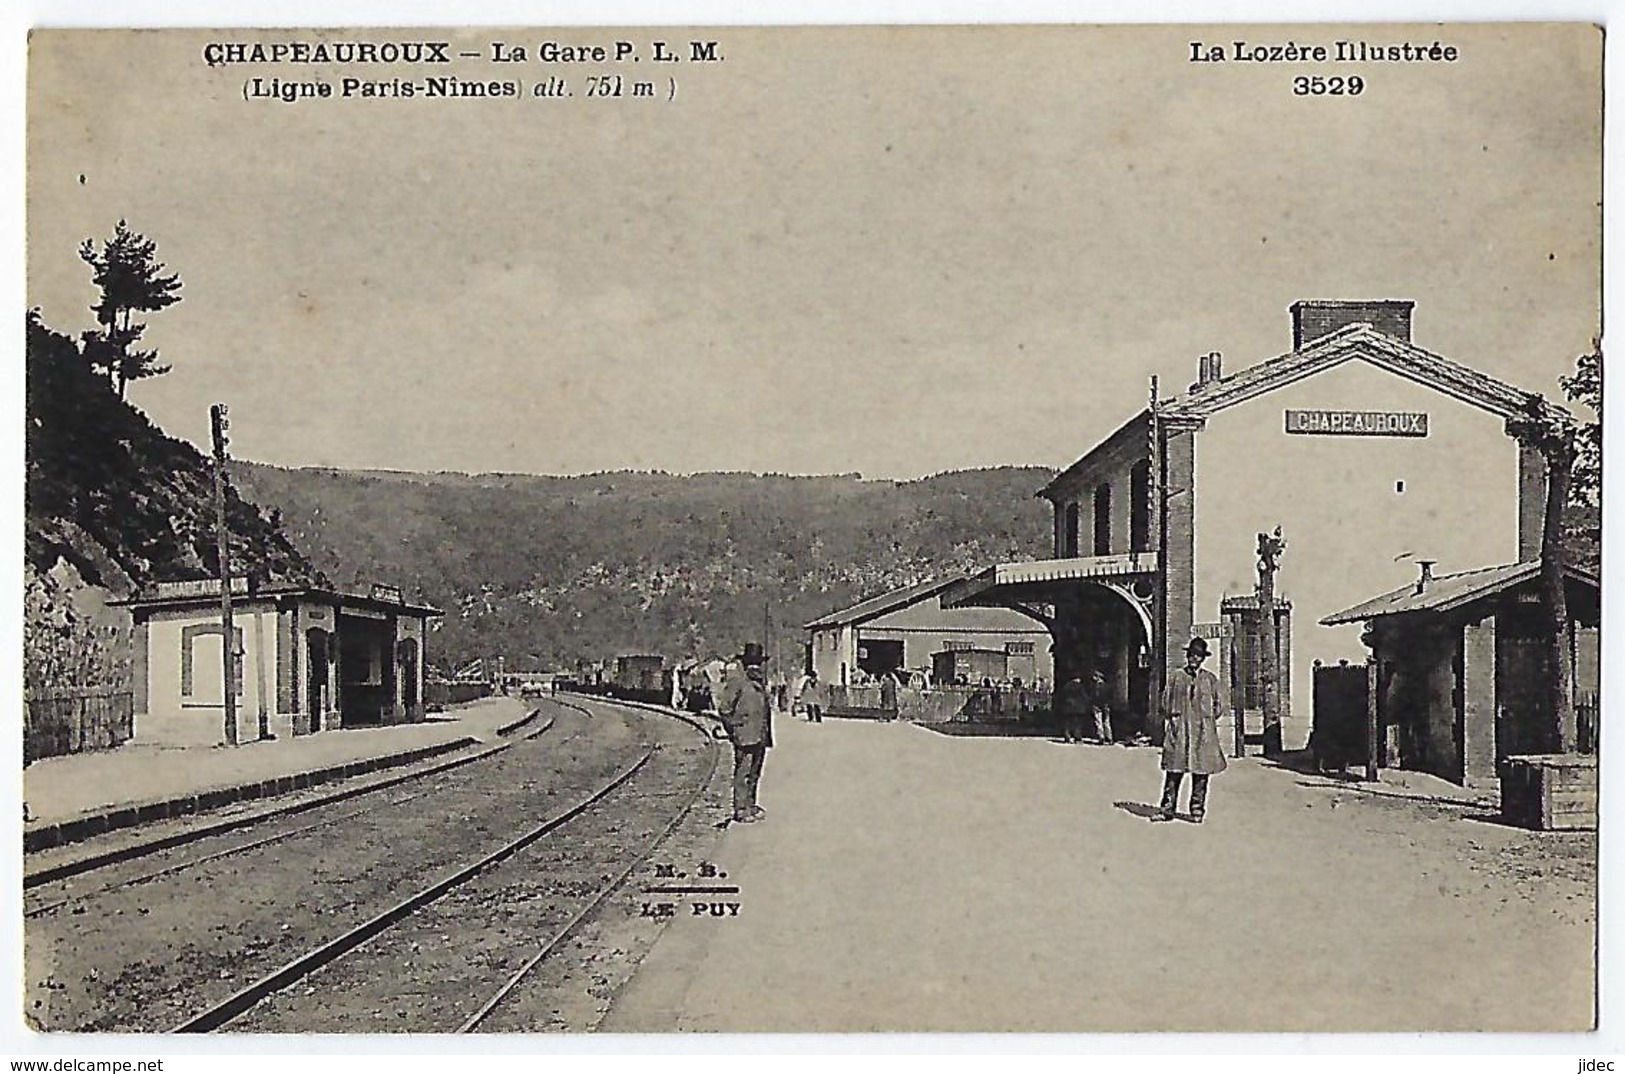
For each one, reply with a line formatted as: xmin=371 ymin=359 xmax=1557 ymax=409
xmin=880 ymin=668 xmax=899 ymax=722
xmin=1056 ymin=675 xmax=1088 ymax=743
xmin=798 ymin=669 xmax=824 ymax=723
xmin=1154 ymin=637 xmax=1227 ymax=823
xmin=720 ymin=642 xmax=773 ymax=824
xmin=1090 ymin=667 xmax=1115 ymax=745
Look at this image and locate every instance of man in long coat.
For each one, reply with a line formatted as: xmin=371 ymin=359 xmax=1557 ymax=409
xmin=1155 ymin=636 xmax=1227 ymax=823
xmin=720 ymin=642 xmax=773 ymax=824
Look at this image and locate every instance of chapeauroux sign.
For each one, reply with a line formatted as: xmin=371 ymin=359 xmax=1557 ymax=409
xmin=1284 ymin=409 xmax=1429 ymax=437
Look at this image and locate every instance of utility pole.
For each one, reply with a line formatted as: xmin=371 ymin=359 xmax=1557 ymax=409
xmin=1257 ymin=527 xmax=1287 ymax=758
xmin=210 ymin=404 xmax=239 ymax=747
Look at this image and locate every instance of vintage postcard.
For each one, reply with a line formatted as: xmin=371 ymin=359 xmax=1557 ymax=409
xmin=19 ymin=22 xmax=1603 ymax=1042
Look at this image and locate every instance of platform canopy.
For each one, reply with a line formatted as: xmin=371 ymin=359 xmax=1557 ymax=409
xmin=939 ymin=552 xmax=1159 ymax=611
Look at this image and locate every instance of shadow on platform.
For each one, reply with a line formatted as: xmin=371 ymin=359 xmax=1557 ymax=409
xmin=1112 ymin=800 xmax=1166 ymax=820
xmin=1254 ymin=747 xmax=1365 ymax=780
xmin=916 ymin=721 xmax=1060 ymax=738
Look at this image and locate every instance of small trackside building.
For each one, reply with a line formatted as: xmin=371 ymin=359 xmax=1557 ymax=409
xmin=805 ymin=577 xmax=1054 ymax=688
xmin=1321 ymin=559 xmax=1600 ymax=786
xmin=944 ymin=299 xmax=1570 ymax=751
xmin=116 ymin=578 xmax=441 ymax=746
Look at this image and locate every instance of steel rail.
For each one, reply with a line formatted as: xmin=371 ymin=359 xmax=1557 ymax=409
xmin=456 ymin=696 xmax=722 ymax=1032
xmin=25 ymin=789 xmax=429 ymax=919
xmin=25 ymin=711 xmax=559 ymax=892
xmin=170 ymin=741 xmax=653 ymax=1033
xmin=28 ymin=713 xmax=566 ymax=918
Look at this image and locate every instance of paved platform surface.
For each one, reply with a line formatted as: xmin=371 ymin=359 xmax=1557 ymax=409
xmin=605 ymin=715 xmax=1595 ymax=1034
xmin=24 ymin=697 xmax=531 ymax=829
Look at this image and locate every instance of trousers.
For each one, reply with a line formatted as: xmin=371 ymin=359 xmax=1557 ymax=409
xmin=1159 ymin=771 xmax=1210 ymax=819
xmin=732 ymin=743 xmax=768 ymax=817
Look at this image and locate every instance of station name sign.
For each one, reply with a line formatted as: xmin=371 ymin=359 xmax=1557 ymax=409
xmin=1284 ymin=409 xmax=1428 ymax=437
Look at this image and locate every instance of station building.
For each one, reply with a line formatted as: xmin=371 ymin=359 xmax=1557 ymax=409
xmin=944 ymin=299 xmax=1568 ymax=749
xmin=805 ymin=577 xmax=1054 ymax=687
xmin=116 ymin=578 xmax=441 ymax=746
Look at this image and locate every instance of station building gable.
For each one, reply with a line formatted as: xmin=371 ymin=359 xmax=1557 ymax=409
xmin=1193 ymin=352 xmax=1523 ymax=719
xmin=968 ymin=300 xmax=1568 ymax=747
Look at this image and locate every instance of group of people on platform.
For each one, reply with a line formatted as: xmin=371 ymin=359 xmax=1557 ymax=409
xmin=706 ymin=632 xmax=1227 ymax=828
xmin=1055 ymin=668 xmax=1116 ymax=745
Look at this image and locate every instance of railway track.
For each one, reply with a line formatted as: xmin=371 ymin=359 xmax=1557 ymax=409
xmin=23 ymin=709 xmax=565 ymax=918
xmin=24 ymin=707 xmax=560 ymax=893
xmin=25 ymin=695 xmax=722 ymax=1033
xmin=214 ymin=696 xmax=721 ymax=1033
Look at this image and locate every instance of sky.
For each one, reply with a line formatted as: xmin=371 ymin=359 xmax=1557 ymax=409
xmin=25 ymin=23 xmax=1602 ymax=479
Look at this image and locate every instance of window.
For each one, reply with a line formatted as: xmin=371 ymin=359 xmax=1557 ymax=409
xmin=1006 ymin=641 xmax=1036 ymax=655
xmin=1093 ymin=482 xmax=1112 ymax=556
xmin=945 ymin=641 xmax=974 ymax=652
xmin=180 ymin=623 xmax=244 ymax=705
xmin=1130 ymin=460 xmax=1151 ymax=552
xmin=1063 ymin=502 xmax=1080 ymax=557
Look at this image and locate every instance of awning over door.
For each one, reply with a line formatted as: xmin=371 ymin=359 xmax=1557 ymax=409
xmin=940 ymin=552 xmax=1159 ymax=610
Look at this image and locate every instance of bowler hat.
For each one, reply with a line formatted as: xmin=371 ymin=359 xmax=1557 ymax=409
xmin=1186 ymin=637 xmax=1211 ymax=658
xmin=739 ymin=642 xmax=765 ymax=666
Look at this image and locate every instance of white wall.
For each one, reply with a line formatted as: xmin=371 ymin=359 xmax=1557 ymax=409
xmin=1193 ymin=358 xmax=1520 ymax=744
xmin=141 ymin=603 xmax=279 ymax=746
xmin=808 ymin=626 xmax=847 ymax=685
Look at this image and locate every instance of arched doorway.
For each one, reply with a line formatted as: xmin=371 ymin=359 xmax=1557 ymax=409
xmin=939 ymin=556 xmax=1161 ymax=736
xmin=1052 ymin=581 xmax=1155 ymax=739
xmin=396 ymin=638 xmax=420 ymax=722
xmin=305 ymin=627 xmax=333 ymax=733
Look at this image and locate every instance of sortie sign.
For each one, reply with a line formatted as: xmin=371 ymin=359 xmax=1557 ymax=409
xmin=1284 ymin=410 xmax=1428 ymax=437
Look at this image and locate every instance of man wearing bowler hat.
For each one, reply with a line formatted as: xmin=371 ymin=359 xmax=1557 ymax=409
xmin=720 ymin=642 xmax=773 ymax=824
xmin=1154 ymin=636 xmax=1227 ymax=823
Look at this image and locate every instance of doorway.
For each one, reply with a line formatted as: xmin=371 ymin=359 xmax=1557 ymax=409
xmin=305 ymin=628 xmax=331 ymax=733
xmin=856 ymin=638 xmax=904 ymax=679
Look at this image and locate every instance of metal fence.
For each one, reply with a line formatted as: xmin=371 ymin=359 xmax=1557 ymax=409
xmin=424 ymin=681 xmax=494 ymax=708
xmin=828 ymin=684 xmax=1047 ymax=723
xmin=25 ymin=688 xmax=135 ymax=763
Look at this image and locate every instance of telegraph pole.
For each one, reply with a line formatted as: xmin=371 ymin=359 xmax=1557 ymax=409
xmin=211 ymin=404 xmax=239 ymax=746
xmin=1257 ymin=527 xmax=1286 ymax=758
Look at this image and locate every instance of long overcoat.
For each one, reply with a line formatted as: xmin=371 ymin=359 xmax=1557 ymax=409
xmin=721 ymin=672 xmax=774 ymax=748
xmin=1160 ymin=665 xmax=1228 ymax=775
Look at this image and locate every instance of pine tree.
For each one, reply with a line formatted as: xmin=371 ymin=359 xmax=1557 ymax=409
xmin=78 ymin=220 xmax=182 ymax=398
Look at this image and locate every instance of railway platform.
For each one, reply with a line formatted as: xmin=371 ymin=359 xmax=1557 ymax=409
xmin=604 ymin=713 xmax=1593 ymax=1034
xmin=24 ymin=696 xmax=534 ymax=850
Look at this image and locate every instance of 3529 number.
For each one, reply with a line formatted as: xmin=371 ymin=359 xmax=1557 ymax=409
xmin=1293 ymin=75 xmax=1365 ymax=96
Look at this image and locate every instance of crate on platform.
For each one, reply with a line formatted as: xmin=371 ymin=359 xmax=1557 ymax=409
xmin=1500 ymin=754 xmax=1597 ymax=831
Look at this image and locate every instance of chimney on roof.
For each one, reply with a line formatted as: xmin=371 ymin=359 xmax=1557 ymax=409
xmin=1415 ymin=560 xmax=1436 ymax=595
xmin=1192 ymin=351 xmax=1223 ymax=391
xmin=1291 ymin=299 xmax=1415 ymax=350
